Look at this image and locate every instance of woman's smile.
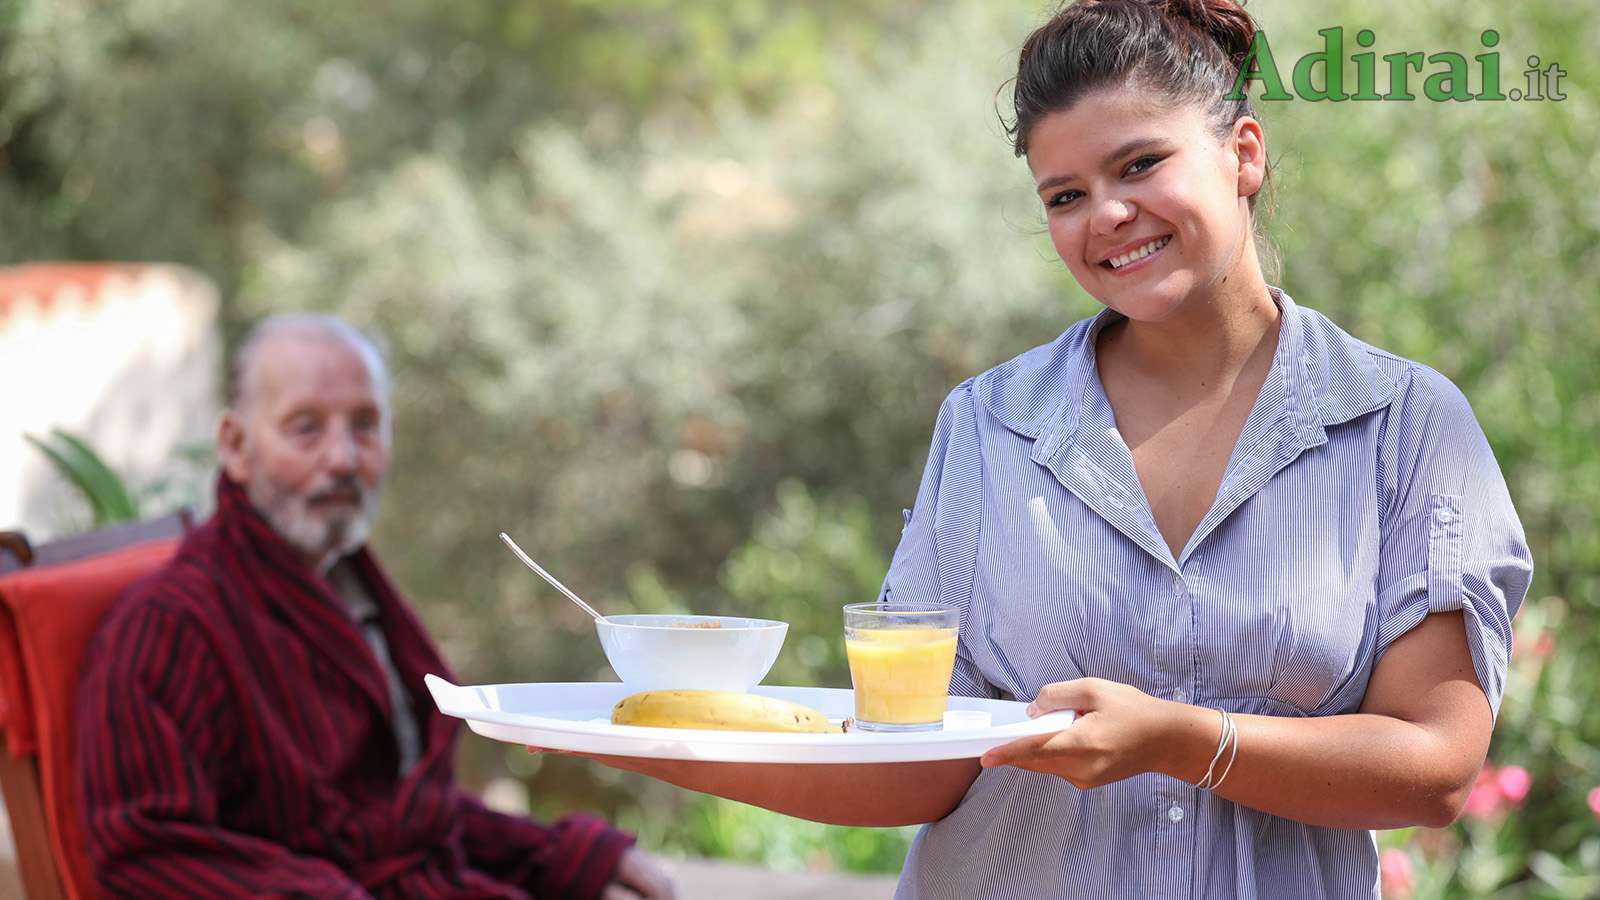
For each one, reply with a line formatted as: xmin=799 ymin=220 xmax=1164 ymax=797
xmin=1097 ymin=234 xmax=1172 ymax=276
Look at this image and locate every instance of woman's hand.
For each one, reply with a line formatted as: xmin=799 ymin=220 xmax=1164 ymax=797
xmin=978 ymin=677 xmax=1210 ymax=788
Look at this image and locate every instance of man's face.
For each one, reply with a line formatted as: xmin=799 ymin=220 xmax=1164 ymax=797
xmin=219 ymin=334 xmax=390 ymax=568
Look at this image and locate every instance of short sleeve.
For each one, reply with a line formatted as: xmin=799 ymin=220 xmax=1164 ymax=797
xmin=1374 ymin=367 xmax=1534 ymax=720
xmin=877 ymin=381 xmax=998 ymax=699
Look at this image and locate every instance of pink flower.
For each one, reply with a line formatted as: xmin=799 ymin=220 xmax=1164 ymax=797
xmin=1532 ymin=631 xmax=1556 ymax=659
xmin=1463 ymin=766 xmax=1503 ymax=819
xmin=1380 ymin=849 xmax=1415 ymax=899
xmin=1496 ymin=765 xmax=1532 ymax=806
xmin=1588 ymin=786 xmax=1600 ymax=820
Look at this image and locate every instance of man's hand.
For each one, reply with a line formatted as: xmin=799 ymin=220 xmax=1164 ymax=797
xmin=602 ymin=847 xmax=676 ymax=900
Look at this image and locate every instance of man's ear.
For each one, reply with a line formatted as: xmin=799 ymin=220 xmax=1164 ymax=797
xmin=217 ymin=411 xmax=250 ymax=483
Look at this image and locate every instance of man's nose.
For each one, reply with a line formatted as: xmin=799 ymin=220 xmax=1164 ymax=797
xmin=323 ymin=425 xmax=360 ymax=474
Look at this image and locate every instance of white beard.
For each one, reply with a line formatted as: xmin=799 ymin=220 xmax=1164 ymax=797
xmin=247 ymin=470 xmax=382 ymax=569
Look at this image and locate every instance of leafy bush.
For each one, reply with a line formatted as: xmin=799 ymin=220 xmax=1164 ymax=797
xmin=6 ymin=0 xmax=1597 ymax=889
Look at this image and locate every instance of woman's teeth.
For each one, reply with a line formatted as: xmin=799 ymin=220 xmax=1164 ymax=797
xmin=1105 ymin=235 xmax=1171 ymax=269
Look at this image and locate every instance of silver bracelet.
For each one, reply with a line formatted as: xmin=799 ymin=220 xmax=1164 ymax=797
xmin=1210 ymin=713 xmax=1240 ymax=790
xmin=1194 ymin=708 xmax=1234 ymax=790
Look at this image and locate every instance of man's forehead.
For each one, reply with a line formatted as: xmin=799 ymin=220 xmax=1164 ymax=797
xmin=247 ymin=332 xmax=380 ymax=405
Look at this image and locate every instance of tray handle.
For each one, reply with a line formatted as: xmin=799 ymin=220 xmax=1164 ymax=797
xmin=425 ymin=673 xmax=488 ymax=715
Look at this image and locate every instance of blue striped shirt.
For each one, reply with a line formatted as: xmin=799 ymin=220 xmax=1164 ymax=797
xmin=882 ymin=289 xmax=1533 ymax=900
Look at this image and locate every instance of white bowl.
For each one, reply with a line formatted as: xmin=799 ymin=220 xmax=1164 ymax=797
xmin=595 ymin=614 xmax=788 ymax=692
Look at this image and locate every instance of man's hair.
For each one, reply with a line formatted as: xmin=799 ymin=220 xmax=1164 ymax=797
xmin=228 ymin=313 xmax=391 ymax=413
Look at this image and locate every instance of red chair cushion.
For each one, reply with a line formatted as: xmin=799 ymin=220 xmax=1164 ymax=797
xmin=0 ymin=538 xmax=180 ymax=900
xmin=0 ymin=600 xmax=36 ymax=756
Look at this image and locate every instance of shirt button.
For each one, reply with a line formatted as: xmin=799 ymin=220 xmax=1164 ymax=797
xmin=1173 ymin=689 xmax=1186 ymax=703
xmin=1168 ymin=803 xmax=1185 ymax=823
xmin=1172 ymin=577 xmax=1184 ymax=597
xmin=1436 ymin=508 xmax=1454 ymax=525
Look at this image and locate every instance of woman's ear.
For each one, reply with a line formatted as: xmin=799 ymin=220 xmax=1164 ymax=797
xmin=1232 ymin=116 xmax=1267 ymax=202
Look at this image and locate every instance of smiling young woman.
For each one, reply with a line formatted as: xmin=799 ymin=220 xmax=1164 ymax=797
xmin=560 ymin=2 xmax=1533 ymax=897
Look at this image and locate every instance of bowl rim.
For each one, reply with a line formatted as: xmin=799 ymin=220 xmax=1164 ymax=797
xmin=597 ymin=613 xmax=788 ymax=632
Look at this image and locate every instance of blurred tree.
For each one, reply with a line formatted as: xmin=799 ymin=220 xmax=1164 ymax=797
xmin=2 ymin=0 xmax=1596 ymax=888
xmin=0 ymin=0 xmax=934 ymax=333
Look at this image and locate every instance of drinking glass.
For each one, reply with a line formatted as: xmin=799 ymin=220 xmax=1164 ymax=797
xmin=843 ymin=601 xmax=960 ymax=732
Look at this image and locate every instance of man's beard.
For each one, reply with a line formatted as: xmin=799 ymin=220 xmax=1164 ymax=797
xmin=246 ymin=469 xmax=382 ymax=568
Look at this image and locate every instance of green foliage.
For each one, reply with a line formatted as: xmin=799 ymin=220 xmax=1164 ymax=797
xmin=714 ymin=480 xmax=886 ymax=686
xmin=24 ymin=428 xmax=140 ymax=526
xmin=635 ymin=794 xmax=917 ymax=875
xmin=5 ymin=0 xmax=1598 ymax=890
xmin=1255 ymin=5 xmax=1600 ymax=890
xmin=616 ymin=479 xmax=882 ymax=683
xmin=20 ymin=429 xmax=214 ymax=534
xmin=0 ymin=0 xmax=930 ymax=325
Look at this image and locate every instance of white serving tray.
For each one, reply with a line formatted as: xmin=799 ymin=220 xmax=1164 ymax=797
xmin=425 ymin=675 xmax=1073 ymax=764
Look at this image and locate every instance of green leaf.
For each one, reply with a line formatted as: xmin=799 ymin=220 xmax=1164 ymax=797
xmin=49 ymin=430 xmax=141 ymax=519
xmin=24 ymin=430 xmax=141 ymax=526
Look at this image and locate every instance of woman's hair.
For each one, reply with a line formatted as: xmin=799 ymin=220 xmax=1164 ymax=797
xmin=1008 ymin=0 xmax=1278 ymax=272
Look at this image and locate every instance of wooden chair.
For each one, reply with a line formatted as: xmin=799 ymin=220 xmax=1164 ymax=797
xmin=0 ymin=511 xmax=193 ymax=899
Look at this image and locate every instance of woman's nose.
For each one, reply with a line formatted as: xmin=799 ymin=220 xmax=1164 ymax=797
xmin=1090 ymin=196 xmax=1136 ymax=235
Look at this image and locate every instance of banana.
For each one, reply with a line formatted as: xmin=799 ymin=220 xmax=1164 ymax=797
xmin=611 ymin=690 xmax=842 ymax=733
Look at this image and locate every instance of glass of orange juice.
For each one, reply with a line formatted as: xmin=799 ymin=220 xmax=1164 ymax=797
xmin=843 ymin=601 xmax=960 ymax=732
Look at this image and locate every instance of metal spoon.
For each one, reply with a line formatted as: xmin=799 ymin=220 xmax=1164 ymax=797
xmin=498 ymin=532 xmax=606 ymax=623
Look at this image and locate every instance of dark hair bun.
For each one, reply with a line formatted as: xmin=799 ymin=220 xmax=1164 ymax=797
xmin=1009 ymin=0 xmax=1265 ymax=158
xmin=1156 ymin=0 xmax=1256 ymax=68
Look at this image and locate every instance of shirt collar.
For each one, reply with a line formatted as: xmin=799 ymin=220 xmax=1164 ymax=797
xmin=973 ymin=288 xmax=1397 ymax=454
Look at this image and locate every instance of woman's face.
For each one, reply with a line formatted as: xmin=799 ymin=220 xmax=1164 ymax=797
xmin=1026 ymin=84 xmax=1265 ymax=323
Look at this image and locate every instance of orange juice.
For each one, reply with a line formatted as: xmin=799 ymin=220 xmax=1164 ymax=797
xmin=845 ymin=627 xmax=959 ymax=725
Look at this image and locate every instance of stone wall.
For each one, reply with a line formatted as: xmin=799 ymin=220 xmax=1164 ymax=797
xmin=0 ymin=263 xmax=221 ymax=538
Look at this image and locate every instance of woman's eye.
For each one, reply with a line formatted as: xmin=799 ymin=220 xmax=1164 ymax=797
xmin=1126 ymin=155 xmax=1161 ymax=175
xmin=1046 ymin=190 xmax=1082 ymax=209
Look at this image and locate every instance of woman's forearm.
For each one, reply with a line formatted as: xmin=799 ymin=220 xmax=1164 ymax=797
xmin=980 ymin=613 xmax=1493 ymax=830
xmin=594 ymin=755 xmax=981 ymax=827
xmin=1150 ymin=613 xmax=1491 ymax=830
xmin=1155 ymin=700 xmax=1481 ymax=829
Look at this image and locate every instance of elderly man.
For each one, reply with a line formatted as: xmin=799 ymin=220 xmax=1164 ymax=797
xmin=76 ymin=314 xmax=674 ymax=899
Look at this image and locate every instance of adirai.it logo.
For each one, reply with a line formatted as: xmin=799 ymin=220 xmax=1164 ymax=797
xmin=1228 ymin=28 xmax=1567 ymax=102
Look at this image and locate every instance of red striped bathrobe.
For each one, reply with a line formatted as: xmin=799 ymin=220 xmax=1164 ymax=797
xmin=76 ymin=476 xmax=632 ymax=898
